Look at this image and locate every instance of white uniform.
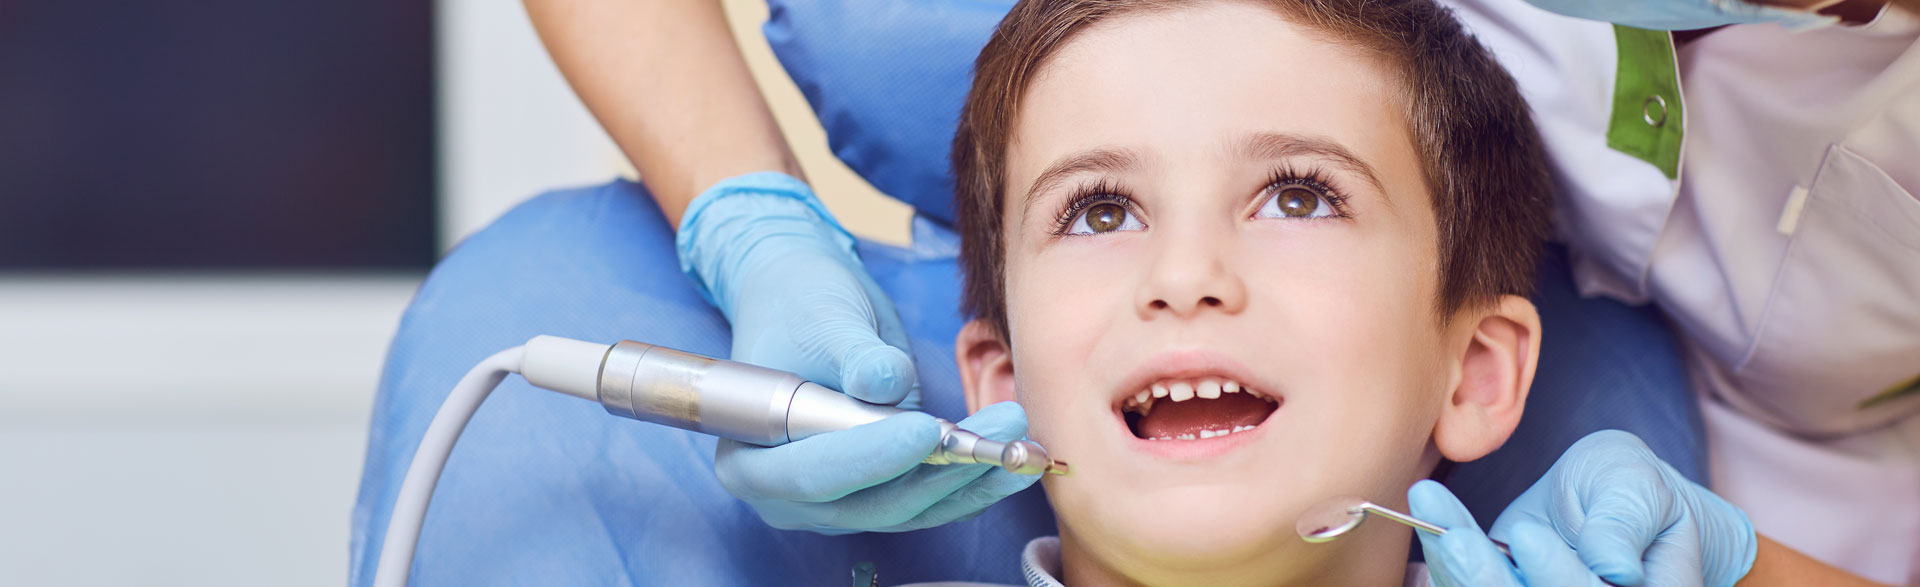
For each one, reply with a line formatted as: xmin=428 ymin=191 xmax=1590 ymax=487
xmin=1446 ymin=1 xmax=1920 ymax=583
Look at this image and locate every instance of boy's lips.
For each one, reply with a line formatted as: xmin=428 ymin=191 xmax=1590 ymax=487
xmin=1108 ymin=350 xmax=1283 ymax=458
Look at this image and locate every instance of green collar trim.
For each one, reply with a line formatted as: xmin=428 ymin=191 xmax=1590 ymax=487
xmin=1606 ymin=26 xmax=1685 ymax=180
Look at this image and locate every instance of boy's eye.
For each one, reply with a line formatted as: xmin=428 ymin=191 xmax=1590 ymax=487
xmin=1069 ymin=202 xmax=1145 ymax=234
xmin=1256 ymin=185 xmax=1335 ymax=220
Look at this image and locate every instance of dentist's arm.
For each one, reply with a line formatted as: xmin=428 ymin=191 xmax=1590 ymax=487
xmin=523 ymin=0 xmax=796 ymax=224
xmin=1738 ymin=536 xmax=1891 ymax=587
xmin=522 ymin=0 xmax=1041 ymax=533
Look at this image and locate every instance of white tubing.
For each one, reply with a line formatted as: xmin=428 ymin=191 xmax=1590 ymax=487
xmin=520 ymin=335 xmax=611 ymax=402
xmin=373 ymin=346 xmax=526 ymax=587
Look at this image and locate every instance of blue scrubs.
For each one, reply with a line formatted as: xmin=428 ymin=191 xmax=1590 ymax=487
xmin=351 ymin=1 xmax=1705 ymax=583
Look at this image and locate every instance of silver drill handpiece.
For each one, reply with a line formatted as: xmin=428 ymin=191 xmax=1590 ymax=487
xmin=521 ymin=336 xmax=1068 ymax=475
xmin=924 ymin=420 xmax=1065 ymax=475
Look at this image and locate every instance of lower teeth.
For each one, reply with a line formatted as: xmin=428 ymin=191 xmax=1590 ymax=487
xmin=1155 ymin=424 xmax=1257 ymax=441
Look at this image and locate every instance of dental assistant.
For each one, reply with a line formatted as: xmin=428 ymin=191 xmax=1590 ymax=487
xmin=1409 ymin=0 xmax=1920 ymax=584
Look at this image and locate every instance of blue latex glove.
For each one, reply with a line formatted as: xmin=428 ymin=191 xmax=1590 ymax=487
xmin=1412 ymin=480 xmax=1612 ymax=587
xmin=676 ymin=171 xmax=1040 ymax=533
xmin=1517 ymin=0 xmax=1833 ymax=30
xmin=1489 ymin=430 xmax=1758 ymax=587
xmin=717 ymin=402 xmax=1037 ymax=532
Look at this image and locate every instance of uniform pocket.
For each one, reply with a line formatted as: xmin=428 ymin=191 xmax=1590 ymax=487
xmin=1731 ymin=145 xmax=1920 ymax=435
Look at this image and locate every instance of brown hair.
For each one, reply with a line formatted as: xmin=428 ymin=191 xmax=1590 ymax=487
xmin=952 ymin=0 xmax=1553 ymax=340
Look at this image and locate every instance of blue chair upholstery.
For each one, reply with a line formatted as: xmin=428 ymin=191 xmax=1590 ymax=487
xmin=350 ymin=181 xmax=1702 ymax=584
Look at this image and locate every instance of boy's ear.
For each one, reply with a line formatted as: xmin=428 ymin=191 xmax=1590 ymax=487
xmin=955 ymin=320 xmax=1017 ymax=415
xmin=1434 ymin=294 xmax=1541 ymax=463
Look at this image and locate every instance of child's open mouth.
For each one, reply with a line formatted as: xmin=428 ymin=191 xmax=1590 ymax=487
xmin=1120 ymin=378 xmax=1280 ymax=440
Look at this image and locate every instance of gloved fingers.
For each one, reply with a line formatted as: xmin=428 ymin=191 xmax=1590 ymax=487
xmin=1571 ymin=510 xmax=1661 ymax=586
xmin=894 ymin=381 xmax=925 ymax=412
xmin=792 ymin=462 xmax=998 ymax=530
xmin=1485 ymin=429 xmax=1671 ymax=586
xmin=1409 ymin=480 xmax=1480 ymax=534
xmin=780 ymin=520 xmax=864 ymax=536
xmin=897 ymin=467 xmax=1041 ymax=530
xmin=885 ymin=403 xmax=1040 ymax=529
xmin=800 ymin=402 xmax=1033 ymax=530
xmin=713 ymin=412 xmax=940 ymax=503
xmin=1422 ymin=520 xmax=1526 ymax=587
xmin=721 ymin=240 xmax=917 ymax=407
xmin=1410 ymin=480 xmax=1524 ymax=587
xmin=933 ymin=504 xmax=995 ymax=527
xmin=680 ymin=176 xmax=919 ymax=408
xmin=1488 ymin=479 xmax=1554 ymax=544
xmin=856 ymin=269 xmax=914 ymax=357
xmin=1507 ymin=521 xmax=1614 ymax=587
xmin=1564 ymin=431 xmax=1665 ymax=496
xmin=1570 ymin=469 xmax=1673 ymax=586
xmin=954 ymin=401 xmax=1030 ymax=442
xmin=1638 ymin=530 xmax=1709 ymax=587
xmin=779 ymin=274 xmax=918 ymax=406
xmin=856 ymin=271 xmax=922 ymax=410
xmin=836 ymin=342 xmax=917 ymax=406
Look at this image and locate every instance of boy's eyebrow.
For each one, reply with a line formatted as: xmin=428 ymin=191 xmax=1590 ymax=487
xmin=1021 ymin=148 xmax=1140 ymax=216
xmin=1238 ymin=132 xmax=1391 ymax=200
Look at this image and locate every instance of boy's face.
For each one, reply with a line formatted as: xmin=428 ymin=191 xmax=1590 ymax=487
xmin=989 ymin=3 xmax=1475 ymax=583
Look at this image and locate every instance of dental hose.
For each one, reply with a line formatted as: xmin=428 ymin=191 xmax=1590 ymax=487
xmin=373 ymin=336 xmax=1069 ymax=587
xmin=373 ymin=346 xmax=524 ymax=587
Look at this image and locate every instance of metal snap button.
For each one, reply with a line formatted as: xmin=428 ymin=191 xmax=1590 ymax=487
xmin=1642 ymin=94 xmax=1669 ymax=127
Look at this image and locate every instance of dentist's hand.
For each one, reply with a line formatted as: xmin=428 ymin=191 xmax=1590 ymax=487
xmin=1490 ymin=430 xmax=1758 ymax=587
xmin=1411 ymin=480 xmax=1612 ymax=587
xmin=717 ymin=402 xmax=1037 ymax=533
xmin=677 ymin=172 xmax=1039 ymax=533
xmin=677 ymin=171 xmax=922 ymax=412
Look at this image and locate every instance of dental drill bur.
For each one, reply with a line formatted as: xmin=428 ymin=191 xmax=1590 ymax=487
xmin=521 ymin=336 xmax=1070 ymax=476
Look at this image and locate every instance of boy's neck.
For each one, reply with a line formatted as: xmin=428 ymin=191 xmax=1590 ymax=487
xmin=1054 ymin=526 xmax=1414 ymax=587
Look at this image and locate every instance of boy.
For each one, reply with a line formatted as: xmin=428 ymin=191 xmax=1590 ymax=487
xmin=941 ymin=0 xmax=1553 ymax=583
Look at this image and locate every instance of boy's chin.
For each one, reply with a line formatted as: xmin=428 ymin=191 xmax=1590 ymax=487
xmin=1074 ymin=485 xmax=1316 ymax=570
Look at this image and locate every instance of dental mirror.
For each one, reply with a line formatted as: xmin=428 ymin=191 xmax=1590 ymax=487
xmin=1298 ymin=495 xmax=1624 ymax=585
xmin=1296 ymin=495 xmax=1369 ymax=543
xmin=1296 ymin=495 xmax=1511 ymax=558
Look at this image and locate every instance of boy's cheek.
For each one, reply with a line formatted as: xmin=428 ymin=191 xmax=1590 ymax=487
xmin=1007 ymin=341 xmax=1107 ymax=449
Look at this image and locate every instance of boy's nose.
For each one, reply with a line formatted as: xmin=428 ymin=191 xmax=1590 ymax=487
xmin=1137 ymin=238 xmax=1247 ymax=318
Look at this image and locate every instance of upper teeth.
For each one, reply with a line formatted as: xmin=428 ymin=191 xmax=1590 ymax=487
xmin=1122 ymin=377 xmax=1275 ymax=415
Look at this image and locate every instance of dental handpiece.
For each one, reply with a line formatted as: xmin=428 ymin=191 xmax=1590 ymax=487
xmin=521 ymin=336 xmax=1069 ymax=476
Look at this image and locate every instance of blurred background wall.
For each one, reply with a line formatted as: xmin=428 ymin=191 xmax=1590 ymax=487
xmin=0 ymin=1 xmax=906 ymax=584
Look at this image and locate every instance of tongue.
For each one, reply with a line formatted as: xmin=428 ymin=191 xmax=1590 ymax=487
xmin=1132 ymin=393 xmax=1278 ymax=439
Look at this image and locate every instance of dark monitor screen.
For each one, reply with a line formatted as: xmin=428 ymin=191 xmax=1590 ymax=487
xmin=0 ymin=0 xmax=436 ymax=269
